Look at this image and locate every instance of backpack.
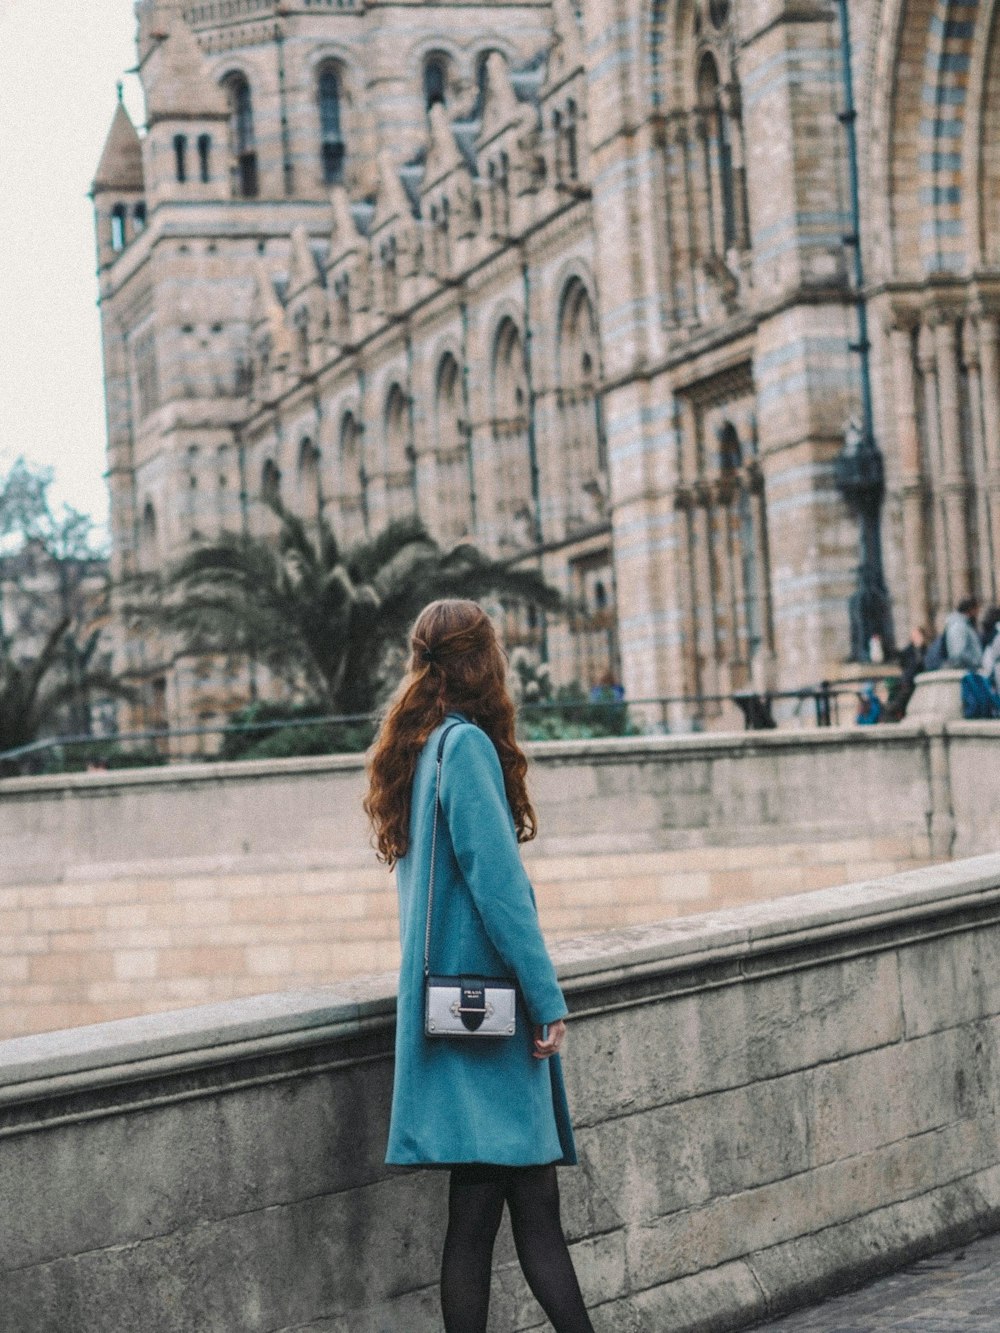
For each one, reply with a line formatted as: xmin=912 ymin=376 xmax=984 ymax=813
xmin=961 ymin=672 xmax=1000 ymax=720
xmin=924 ymin=632 xmax=946 ymax=672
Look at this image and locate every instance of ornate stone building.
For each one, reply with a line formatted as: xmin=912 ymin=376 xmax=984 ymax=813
xmin=93 ymin=0 xmax=1000 ymax=731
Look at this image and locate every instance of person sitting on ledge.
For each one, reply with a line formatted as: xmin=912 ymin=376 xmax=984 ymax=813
xmin=944 ymin=596 xmax=984 ymax=671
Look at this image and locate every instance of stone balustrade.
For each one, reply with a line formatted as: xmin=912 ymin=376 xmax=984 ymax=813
xmin=0 ymin=722 xmax=997 ymax=1038
xmin=2 ymin=854 xmax=1000 ymax=1329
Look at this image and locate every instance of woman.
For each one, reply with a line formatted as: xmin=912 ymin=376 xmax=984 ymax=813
xmin=364 ymin=598 xmax=594 ymax=1333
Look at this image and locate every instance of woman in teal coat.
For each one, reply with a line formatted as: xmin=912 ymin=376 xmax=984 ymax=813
xmin=365 ymin=599 xmax=594 ymax=1333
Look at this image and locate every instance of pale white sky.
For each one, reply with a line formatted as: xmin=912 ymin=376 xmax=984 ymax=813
xmin=0 ymin=0 xmax=145 ymax=539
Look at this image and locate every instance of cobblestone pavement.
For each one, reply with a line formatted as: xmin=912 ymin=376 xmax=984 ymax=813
xmin=752 ymin=1230 xmax=1000 ymax=1330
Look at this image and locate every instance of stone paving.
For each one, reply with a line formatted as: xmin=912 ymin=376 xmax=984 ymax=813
xmin=752 ymin=1230 xmax=1000 ymax=1330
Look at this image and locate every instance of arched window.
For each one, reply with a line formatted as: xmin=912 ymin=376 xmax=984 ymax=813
xmin=382 ymin=383 xmax=414 ymax=520
xmin=491 ymin=318 xmax=534 ymax=548
xmin=173 ymin=134 xmax=188 ymax=184
xmin=261 ymin=458 xmax=282 ymax=505
xmin=380 ymin=235 xmax=399 ymax=312
xmin=338 ymin=411 xmax=366 ymax=542
xmin=197 ymin=134 xmax=212 ymax=183
xmin=435 ymin=353 xmax=473 ymax=542
xmin=224 ymin=73 xmax=258 ymax=198
xmin=111 ymin=203 xmax=127 ymax=252
xmin=140 ymin=500 xmax=159 ymax=571
xmin=298 ymin=437 xmax=321 ymax=523
xmin=318 ymin=64 xmax=346 ymax=186
xmin=133 ymin=202 xmax=147 ymax=233
xmin=424 ymin=55 xmax=448 ymax=110
xmin=564 ymin=99 xmax=579 ymax=181
xmin=697 ymin=54 xmax=737 ymax=253
xmin=557 ymin=279 xmax=604 ymax=533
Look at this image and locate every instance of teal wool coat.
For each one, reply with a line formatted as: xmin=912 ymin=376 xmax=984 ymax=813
xmin=385 ymin=712 xmax=577 ymax=1168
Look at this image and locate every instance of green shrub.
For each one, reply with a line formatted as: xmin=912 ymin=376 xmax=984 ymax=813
xmin=217 ymin=701 xmax=375 ymax=761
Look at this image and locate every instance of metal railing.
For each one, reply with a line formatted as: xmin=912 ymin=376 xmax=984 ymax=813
xmin=0 ymin=678 xmax=896 ymax=777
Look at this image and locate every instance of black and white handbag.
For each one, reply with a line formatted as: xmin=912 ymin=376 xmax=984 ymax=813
xmin=423 ymin=722 xmax=517 ymax=1039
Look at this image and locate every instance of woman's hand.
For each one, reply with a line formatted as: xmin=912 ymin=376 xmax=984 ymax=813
xmin=532 ymin=1019 xmax=566 ymax=1059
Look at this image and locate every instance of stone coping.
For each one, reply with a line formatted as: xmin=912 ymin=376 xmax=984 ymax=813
xmin=1 ymin=853 xmax=998 ymax=1101
xmin=4 ymin=719 xmax=998 ymax=799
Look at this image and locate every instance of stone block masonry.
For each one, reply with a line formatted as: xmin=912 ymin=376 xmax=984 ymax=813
xmin=0 ymin=722 xmax=996 ymax=1039
xmin=2 ymin=854 xmax=1000 ymax=1330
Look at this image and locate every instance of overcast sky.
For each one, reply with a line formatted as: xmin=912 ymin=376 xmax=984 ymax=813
xmin=0 ymin=0 xmax=145 ymax=539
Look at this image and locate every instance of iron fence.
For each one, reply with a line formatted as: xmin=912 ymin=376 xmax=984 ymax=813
xmin=0 ymin=677 xmax=898 ymax=777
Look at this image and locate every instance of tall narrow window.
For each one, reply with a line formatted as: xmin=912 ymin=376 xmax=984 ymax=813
xmin=225 ymin=74 xmax=258 ymax=198
xmin=491 ymin=318 xmax=534 ymax=548
xmin=133 ymin=202 xmax=147 ymax=233
xmin=197 ymin=134 xmax=212 ymax=183
xmin=557 ymin=278 xmax=604 ymax=533
xmin=383 ymin=384 xmax=414 ymax=520
xmin=111 ymin=204 xmax=127 ymax=251
xmin=424 ymin=55 xmax=447 ymax=110
xmin=339 ymin=411 xmax=366 ymax=542
xmin=318 ymin=64 xmax=346 ymax=185
xmin=435 ymin=353 xmax=473 ymax=542
xmin=173 ymin=134 xmax=188 ymax=183
xmin=697 ymin=55 xmax=736 ymax=253
xmin=564 ymin=99 xmax=579 ymax=181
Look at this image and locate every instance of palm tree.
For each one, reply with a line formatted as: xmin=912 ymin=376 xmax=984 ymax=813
xmin=122 ymin=502 xmax=562 ymax=715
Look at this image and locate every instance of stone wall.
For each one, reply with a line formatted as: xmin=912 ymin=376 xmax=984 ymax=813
xmin=2 ymin=855 xmax=1000 ymax=1331
xmin=1 ymin=722 xmax=996 ymax=1038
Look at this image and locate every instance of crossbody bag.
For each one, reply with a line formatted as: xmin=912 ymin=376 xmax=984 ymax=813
xmin=423 ymin=721 xmax=517 ymax=1038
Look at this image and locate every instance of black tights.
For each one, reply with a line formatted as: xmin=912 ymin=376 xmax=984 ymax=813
xmin=440 ymin=1162 xmax=595 ymax=1333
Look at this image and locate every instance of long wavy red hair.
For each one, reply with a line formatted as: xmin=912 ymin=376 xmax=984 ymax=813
xmin=363 ymin=599 xmax=538 ymax=868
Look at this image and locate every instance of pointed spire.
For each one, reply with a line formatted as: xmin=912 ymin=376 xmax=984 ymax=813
xmin=330 ymin=185 xmax=362 ymax=257
xmin=92 ymin=100 xmax=144 ymax=194
xmin=479 ymin=53 xmax=525 ymax=144
xmin=423 ymin=103 xmax=464 ymax=190
xmin=371 ymin=149 xmax=414 ymax=231
xmin=143 ymin=12 xmax=230 ymax=125
xmin=549 ymin=0 xmax=585 ymax=80
xmin=287 ymin=225 xmax=320 ymax=299
xmin=252 ymin=260 xmax=293 ymax=366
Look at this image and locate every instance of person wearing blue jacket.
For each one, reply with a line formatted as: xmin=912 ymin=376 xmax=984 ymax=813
xmin=364 ymin=598 xmax=593 ymax=1333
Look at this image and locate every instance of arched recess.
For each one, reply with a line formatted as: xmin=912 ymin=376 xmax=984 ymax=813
xmin=434 ymin=353 xmax=473 ymax=542
xmin=491 ymin=317 xmax=535 ymax=548
xmin=139 ymin=500 xmax=159 ymax=572
xmin=317 ymin=61 xmax=347 ymax=186
xmin=337 ymin=410 xmax=367 ymax=545
xmin=259 ymin=457 xmax=282 ymax=537
xmin=556 ymin=277 xmax=605 ymax=534
xmin=298 ymin=436 xmax=322 ymax=524
xmin=222 ymin=71 xmax=258 ymax=198
xmin=383 ymin=383 xmax=415 ymax=521
xmin=979 ymin=4 xmax=1000 ymax=264
xmin=880 ymin=0 xmax=981 ymax=279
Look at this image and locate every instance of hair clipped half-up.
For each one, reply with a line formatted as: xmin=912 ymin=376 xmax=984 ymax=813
xmin=363 ymin=598 xmax=537 ymax=868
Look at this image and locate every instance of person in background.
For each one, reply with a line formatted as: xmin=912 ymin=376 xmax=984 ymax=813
xmin=944 ymin=596 xmax=983 ymax=670
xmin=856 ymin=683 xmax=883 ymax=725
xmin=981 ymin=606 xmax=1000 ymax=692
xmin=886 ymin=626 xmax=927 ymax=720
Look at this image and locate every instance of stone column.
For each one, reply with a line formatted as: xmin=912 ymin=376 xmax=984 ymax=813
xmin=961 ymin=316 xmax=995 ymax=604
xmin=916 ymin=320 xmax=950 ymax=612
xmin=747 ymin=463 xmax=777 ymax=690
xmin=677 ymin=118 xmax=701 ymax=326
xmin=692 ymin=485 xmax=720 ymax=704
xmin=934 ymin=315 xmax=972 ymax=600
xmin=889 ymin=321 xmax=930 ymax=632
xmin=977 ymin=313 xmax=1000 ymax=600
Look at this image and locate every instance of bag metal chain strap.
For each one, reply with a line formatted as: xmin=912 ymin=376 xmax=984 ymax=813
xmin=423 ymin=722 xmax=516 ymax=1038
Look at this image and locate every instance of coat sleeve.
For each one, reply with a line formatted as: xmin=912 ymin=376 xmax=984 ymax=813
xmin=439 ymin=724 xmax=568 ymax=1027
